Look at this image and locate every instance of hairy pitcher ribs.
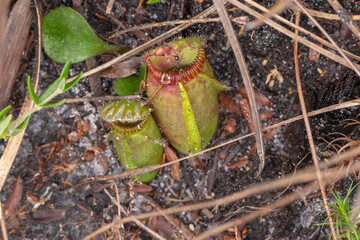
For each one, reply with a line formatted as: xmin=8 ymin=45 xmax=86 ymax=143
xmin=100 ymin=100 xmax=163 ymax=183
xmin=144 ymin=37 xmax=225 ymax=154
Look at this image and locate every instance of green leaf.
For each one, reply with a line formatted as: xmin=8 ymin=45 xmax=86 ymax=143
xmin=147 ymin=0 xmax=161 ymax=4
xmin=59 ymin=61 xmax=71 ymax=88
xmin=64 ymin=71 xmax=83 ymax=92
xmin=41 ymin=99 xmax=67 ymax=108
xmin=27 ymin=76 xmax=39 ymax=105
xmin=38 ymin=76 xmax=64 ymax=104
xmin=38 ymin=61 xmax=71 ymax=104
xmin=42 ymin=7 xmax=129 ymax=63
xmin=0 ymin=105 xmax=11 ymax=120
xmin=10 ymin=117 xmax=29 ymax=137
xmin=0 ymin=114 xmax=12 ymax=138
xmin=139 ymin=65 xmax=147 ymax=82
xmin=178 ymin=81 xmax=202 ymax=153
xmin=114 ymin=75 xmax=142 ymax=96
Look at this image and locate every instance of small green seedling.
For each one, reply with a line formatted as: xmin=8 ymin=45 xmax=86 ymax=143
xmin=42 ymin=7 xmax=129 ymax=63
xmin=317 ymin=183 xmax=360 ymax=240
xmin=0 ymin=61 xmax=82 ymax=140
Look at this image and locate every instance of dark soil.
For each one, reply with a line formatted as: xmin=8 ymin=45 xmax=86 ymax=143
xmin=1 ymin=0 xmax=360 ymax=239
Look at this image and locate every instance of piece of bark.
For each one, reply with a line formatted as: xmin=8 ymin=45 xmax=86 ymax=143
xmin=0 ymin=0 xmax=9 ymax=47
xmin=3 ymin=176 xmax=23 ymax=219
xmin=32 ymin=208 xmax=66 ymax=223
xmin=0 ymin=0 xmax=32 ymax=109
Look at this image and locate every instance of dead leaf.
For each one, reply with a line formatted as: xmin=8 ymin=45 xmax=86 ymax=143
xmin=53 ymin=162 xmax=78 ymax=174
xmin=165 ymin=146 xmax=180 ymax=180
xmin=100 ymin=57 xmax=140 ymax=79
xmin=309 ymin=33 xmax=323 ymax=62
xmin=237 ymin=86 xmax=273 ymax=107
xmin=238 ymin=98 xmax=254 ymax=133
xmin=4 ymin=176 xmax=23 ymax=218
xmin=224 ymin=118 xmax=237 ymax=133
xmin=97 ymin=152 xmax=109 ymax=174
xmin=87 ymin=146 xmax=104 ymax=152
xmin=227 ymin=159 xmax=249 ymax=169
xmin=260 ymin=109 xmax=273 ymax=121
xmin=82 ymin=121 xmax=90 ymax=133
xmin=32 ymin=208 xmax=66 ymax=223
xmin=132 ymin=184 xmax=153 ymax=193
xmin=68 ymin=131 xmax=81 ymax=141
xmin=156 ymin=216 xmax=173 ymax=237
xmin=84 ymin=150 xmax=95 ymax=162
xmin=219 ymin=92 xmax=240 ymax=113
xmin=264 ymin=120 xmax=282 ymax=140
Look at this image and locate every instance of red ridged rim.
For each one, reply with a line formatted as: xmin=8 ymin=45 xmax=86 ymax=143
xmin=143 ymin=45 xmax=206 ymax=85
xmin=110 ymin=115 xmax=150 ymax=136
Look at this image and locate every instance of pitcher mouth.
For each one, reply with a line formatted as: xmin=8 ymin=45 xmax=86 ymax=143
xmin=143 ymin=37 xmax=206 ymax=85
xmin=100 ymin=100 xmax=151 ymax=136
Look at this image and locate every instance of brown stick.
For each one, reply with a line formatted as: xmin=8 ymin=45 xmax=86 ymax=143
xmin=326 ymin=0 xmax=360 ymax=39
xmin=227 ymin=0 xmax=360 ymax=71
xmin=83 ymin=146 xmax=360 ymax=240
xmin=244 ymin=0 xmax=360 ymax=61
xmin=212 ymin=0 xmax=265 ymax=175
xmin=293 ymin=10 xmax=337 ymax=239
xmin=0 ymin=0 xmax=40 ymax=192
xmin=294 ymin=0 xmax=360 ymax=77
xmin=0 ymin=202 xmax=8 ymax=240
xmin=0 ymin=0 xmax=32 ymax=109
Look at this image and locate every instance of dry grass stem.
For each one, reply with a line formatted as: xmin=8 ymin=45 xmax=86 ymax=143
xmin=106 ymin=0 xmax=115 ymax=14
xmin=145 ymin=196 xmax=194 ymax=239
xmin=293 ymin=10 xmax=336 ymax=239
xmin=228 ymin=0 xmax=360 ymax=71
xmin=103 ymin=188 xmax=166 ymax=240
xmin=244 ymin=0 xmax=360 ymax=61
xmin=83 ymin=146 xmax=360 ymax=239
xmin=195 ymin=182 xmax=321 ymax=240
xmin=110 ymin=17 xmax=249 ymax=38
xmin=213 ymin=0 xmax=265 ymax=175
xmin=0 ymin=0 xmax=42 ymax=192
xmin=244 ymin=0 xmax=293 ymax=30
xmin=294 ymin=0 xmax=360 ymax=77
xmin=0 ymin=202 xmax=8 ymax=240
xmin=290 ymin=5 xmax=360 ymax=20
xmin=326 ymin=0 xmax=360 ymax=39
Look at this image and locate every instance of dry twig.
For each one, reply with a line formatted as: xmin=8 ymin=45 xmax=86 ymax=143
xmin=228 ymin=0 xmax=360 ymax=70
xmin=83 ymin=146 xmax=360 ymax=239
xmin=212 ymin=0 xmax=265 ymax=175
xmin=243 ymin=0 xmax=360 ymax=61
xmin=0 ymin=202 xmax=8 ymax=240
xmin=293 ymin=10 xmax=337 ymax=239
xmin=294 ymin=0 xmax=360 ymax=77
xmin=0 ymin=0 xmax=40 ymax=192
xmin=103 ymin=188 xmax=165 ymax=240
xmin=326 ymin=0 xmax=360 ymax=39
